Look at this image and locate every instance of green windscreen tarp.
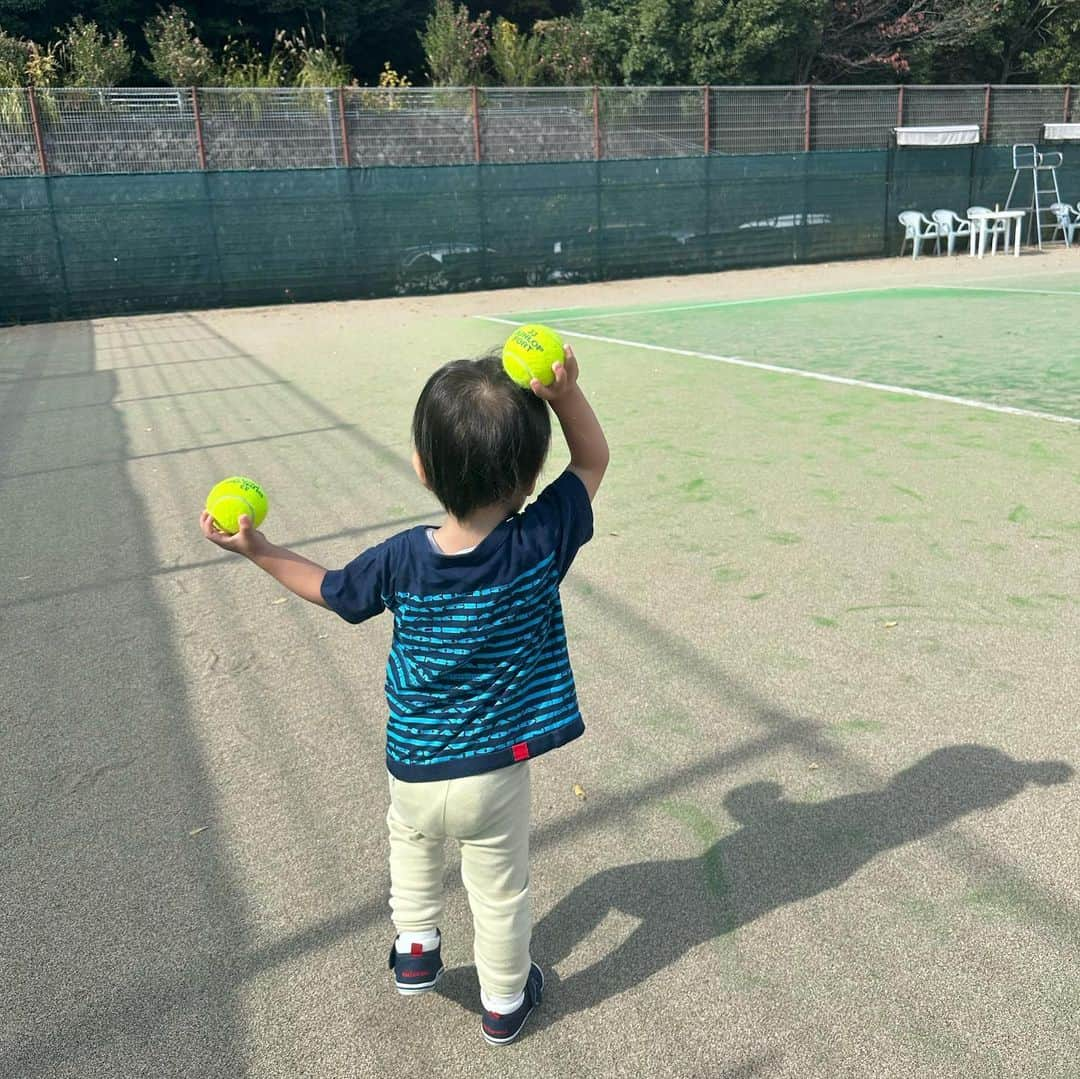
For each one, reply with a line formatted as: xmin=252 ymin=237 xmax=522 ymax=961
xmin=0 ymin=145 xmax=1066 ymax=323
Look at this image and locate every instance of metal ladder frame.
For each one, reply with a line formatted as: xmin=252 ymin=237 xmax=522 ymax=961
xmin=1005 ymin=143 xmax=1066 ymax=249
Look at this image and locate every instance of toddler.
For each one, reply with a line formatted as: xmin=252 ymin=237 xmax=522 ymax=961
xmin=200 ymin=343 xmax=608 ymax=1045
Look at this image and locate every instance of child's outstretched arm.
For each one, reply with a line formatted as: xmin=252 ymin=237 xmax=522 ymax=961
xmin=530 ymin=343 xmax=609 ymax=501
xmin=200 ymin=511 xmax=328 ymax=608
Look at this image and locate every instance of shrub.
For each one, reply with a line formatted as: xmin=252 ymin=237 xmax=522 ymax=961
xmin=0 ymin=31 xmax=31 ymax=87
xmin=535 ymin=17 xmax=610 ymax=86
xmin=490 ymin=19 xmax=544 ymax=86
xmin=24 ymin=40 xmax=60 ymax=88
xmin=421 ymin=0 xmax=491 ymax=86
xmin=360 ymin=62 xmax=413 ymax=110
xmin=144 ymin=6 xmax=219 ymax=86
xmin=221 ymin=31 xmax=290 ymax=88
xmin=59 ymin=17 xmax=133 ymax=87
xmin=281 ymin=26 xmax=351 ymax=87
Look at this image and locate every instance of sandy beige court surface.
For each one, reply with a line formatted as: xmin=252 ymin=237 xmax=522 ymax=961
xmin=2 ymin=251 xmax=1078 ymax=1078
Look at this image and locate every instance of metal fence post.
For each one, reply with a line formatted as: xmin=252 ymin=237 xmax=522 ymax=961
xmin=27 ymin=87 xmax=48 ymax=175
xmin=1064 ymin=85 xmax=1072 ymax=123
xmin=338 ymin=86 xmax=351 ymax=167
xmin=471 ymin=86 xmax=482 ymax=163
xmin=703 ymin=85 xmax=710 ymax=155
xmin=593 ymin=86 xmax=601 ymax=160
xmin=191 ymin=87 xmax=207 ymax=169
xmin=896 ymin=85 xmax=905 ymax=129
xmin=982 ymin=84 xmax=991 ymax=142
xmin=803 ymin=85 xmax=812 ymax=152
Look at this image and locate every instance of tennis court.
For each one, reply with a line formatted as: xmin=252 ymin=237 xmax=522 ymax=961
xmin=489 ymin=280 xmax=1080 ymax=422
xmin=1 ymin=251 xmax=1077 ymax=1078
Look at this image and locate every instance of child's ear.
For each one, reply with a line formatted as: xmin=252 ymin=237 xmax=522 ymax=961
xmin=412 ymin=450 xmax=429 ymax=489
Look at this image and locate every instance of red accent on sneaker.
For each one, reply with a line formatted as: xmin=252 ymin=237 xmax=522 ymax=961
xmin=512 ymin=742 xmax=530 ymax=761
xmin=410 ymin=942 xmax=424 ymax=956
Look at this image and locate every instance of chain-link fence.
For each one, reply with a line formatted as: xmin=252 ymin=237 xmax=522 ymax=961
xmin=5 ymin=144 xmax=1059 ymax=323
xmin=1 ymin=84 xmax=1078 ymax=177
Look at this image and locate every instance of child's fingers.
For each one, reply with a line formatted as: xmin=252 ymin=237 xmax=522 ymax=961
xmin=200 ymin=510 xmax=222 ymax=538
xmin=200 ymin=508 xmax=248 ymax=551
xmin=529 ymin=358 xmax=573 ymax=400
xmin=560 ymin=345 xmax=580 ymax=380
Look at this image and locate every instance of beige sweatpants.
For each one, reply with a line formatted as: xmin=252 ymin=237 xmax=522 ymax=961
xmin=386 ymin=762 xmax=532 ymax=1000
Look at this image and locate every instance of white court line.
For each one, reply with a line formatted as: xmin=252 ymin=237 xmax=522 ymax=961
xmin=531 ymin=286 xmax=896 ymax=323
xmin=518 ymin=282 xmax=1080 ymax=326
xmin=926 ymin=284 xmax=1080 ymax=298
xmin=476 ymin=315 xmax=1080 ymax=426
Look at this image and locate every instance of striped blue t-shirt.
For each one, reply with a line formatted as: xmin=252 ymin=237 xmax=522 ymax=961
xmin=320 ymin=470 xmax=593 ymax=781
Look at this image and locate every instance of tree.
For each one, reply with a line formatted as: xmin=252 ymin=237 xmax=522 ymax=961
xmin=0 ymin=0 xmax=46 ymax=39
xmin=915 ymin=0 xmax=1080 ymax=83
xmin=1024 ymin=1 xmax=1080 ymax=82
xmin=812 ymin=0 xmax=998 ymax=81
xmin=689 ymin=0 xmax=826 ymax=85
xmin=579 ymin=0 xmax=693 ymax=84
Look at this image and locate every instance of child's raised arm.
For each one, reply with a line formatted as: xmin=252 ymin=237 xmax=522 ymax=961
xmin=529 ymin=344 xmax=609 ymax=502
xmin=200 ymin=511 xmax=329 ymax=608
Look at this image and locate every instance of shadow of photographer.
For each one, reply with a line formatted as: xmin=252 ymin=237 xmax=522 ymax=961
xmin=532 ymin=745 xmax=1072 ymax=1015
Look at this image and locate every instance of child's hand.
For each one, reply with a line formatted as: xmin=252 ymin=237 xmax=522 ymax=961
xmin=200 ymin=510 xmax=265 ymax=559
xmin=529 ymin=343 xmax=580 ymax=402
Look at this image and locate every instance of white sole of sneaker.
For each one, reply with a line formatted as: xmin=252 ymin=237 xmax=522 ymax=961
xmin=396 ymin=967 xmax=444 ymax=996
xmin=482 ymin=1010 xmax=534 ymax=1046
xmin=481 ymin=968 xmax=544 ymax=1045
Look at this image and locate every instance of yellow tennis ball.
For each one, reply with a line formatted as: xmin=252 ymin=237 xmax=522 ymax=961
xmin=205 ymin=476 xmax=268 ymax=534
xmin=502 ymin=324 xmax=565 ymax=387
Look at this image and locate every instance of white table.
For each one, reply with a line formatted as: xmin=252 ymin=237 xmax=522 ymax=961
xmin=968 ymin=209 xmax=1025 ymax=258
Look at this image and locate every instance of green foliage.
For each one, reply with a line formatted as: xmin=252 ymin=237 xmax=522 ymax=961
xmin=916 ymin=0 xmax=1080 ymax=83
xmin=0 ymin=0 xmax=47 ymax=40
xmin=576 ymin=0 xmax=675 ymax=84
xmin=534 ymin=14 xmax=610 ymax=84
xmin=689 ymin=0 xmax=825 ymax=84
xmin=0 ymin=29 xmax=31 ymax=86
xmin=4 ymin=0 xmax=1080 ymax=90
xmin=0 ymin=29 xmax=30 ymax=124
xmin=490 ymin=18 xmax=543 ymax=85
xmin=221 ymin=31 xmax=290 ymax=88
xmin=359 ymin=61 xmax=413 ymax=109
xmin=24 ymin=38 xmax=58 ymax=87
xmin=60 ymin=16 xmax=133 ymax=87
xmin=281 ymin=25 xmax=352 ymax=87
xmin=420 ymin=0 xmax=492 ymax=85
xmin=1025 ymin=9 xmax=1080 ymax=82
xmin=144 ymin=6 xmax=219 ymax=86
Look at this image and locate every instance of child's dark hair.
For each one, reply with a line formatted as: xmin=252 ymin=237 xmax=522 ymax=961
xmin=412 ymin=354 xmax=551 ymax=520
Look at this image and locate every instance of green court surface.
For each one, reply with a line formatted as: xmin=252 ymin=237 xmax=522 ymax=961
xmin=2 ymin=256 xmax=1077 ymax=1079
xmin=495 ymin=282 xmax=1080 ymax=422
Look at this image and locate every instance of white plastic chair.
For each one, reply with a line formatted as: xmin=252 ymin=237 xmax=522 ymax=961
xmin=898 ymin=211 xmax=940 ymax=259
xmin=967 ymin=206 xmax=1008 ymax=255
xmin=1049 ymin=202 xmax=1079 ymax=246
xmin=931 ymin=209 xmax=973 ymax=255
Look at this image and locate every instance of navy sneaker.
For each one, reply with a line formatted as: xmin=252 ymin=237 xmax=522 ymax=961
xmin=481 ymin=963 xmax=544 ymax=1046
xmin=388 ymin=932 xmax=444 ymax=995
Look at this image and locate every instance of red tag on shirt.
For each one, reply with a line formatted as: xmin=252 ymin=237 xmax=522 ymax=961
xmin=512 ymin=742 xmax=530 ymax=762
